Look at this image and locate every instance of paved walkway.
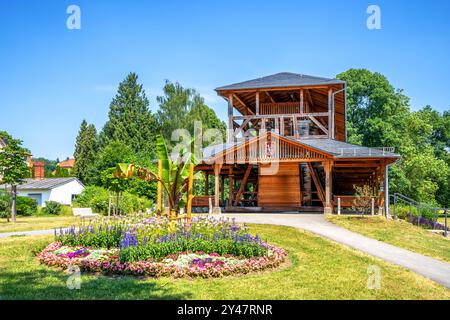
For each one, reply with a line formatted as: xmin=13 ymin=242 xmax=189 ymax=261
xmin=223 ymin=214 xmax=450 ymax=289
xmin=1 ymin=214 xmax=449 ymax=289
xmin=0 ymin=229 xmax=55 ymax=238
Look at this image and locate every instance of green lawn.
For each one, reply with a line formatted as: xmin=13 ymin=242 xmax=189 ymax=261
xmin=0 ymin=224 xmax=448 ymax=299
xmin=327 ymin=215 xmax=450 ymax=263
xmin=0 ymin=216 xmax=80 ymax=233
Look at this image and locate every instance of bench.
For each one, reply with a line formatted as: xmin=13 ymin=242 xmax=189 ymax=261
xmin=192 ymin=196 xmax=214 ymax=208
xmin=72 ymin=208 xmax=100 ymax=217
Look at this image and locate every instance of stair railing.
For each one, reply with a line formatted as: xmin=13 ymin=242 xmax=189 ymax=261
xmin=390 ymin=193 xmax=448 ymax=236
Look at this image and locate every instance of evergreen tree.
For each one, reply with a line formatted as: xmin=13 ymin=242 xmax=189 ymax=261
xmin=74 ymin=120 xmax=88 ymax=160
xmin=99 ymin=73 xmax=159 ymax=156
xmin=73 ymin=121 xmax=98 ymax=183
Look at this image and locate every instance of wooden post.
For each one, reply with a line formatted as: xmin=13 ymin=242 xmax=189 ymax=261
xmin=256 ymin=91 xmax=260 ymax=115
xmin=293 ymin=116 xmax=299 ymax=139
xmin=228 ymin=168 xmax=233 ymax=207
xmin=157 ymin=159 xmax=163 ymax=215
xmin=300 ymin=89 xmax=304 ymax=114
xmin=208 ymin=197 xmax=213 ymax=214
xmin=274 ymin=116 xmax=279 ymax=133
xmin=204 ymin=173 xmax=209 ymax=195
xmin=186 ymin=163 xmax=194 ymax=223
xmin=371 ymin=198 xmax=375 ymax=215
xmin=378 ymin=162 xmax=385 ymax=215
xmin=221 ymin=175 xmax=225 ymax=203
xmin=228 ymin=95 xmax=234 ymax=142
xmin=328 ymin=88 xmax=332 ymax=139
xmin=324 ymin=161 xmax=332 ymax=214
xmin=337 ymin=197 xmax=341 ymax=215
xmin=280 ymin=117 xmax=284 ymax=136
xmin=234 ymin=165 xmax=252 ymax=206
xmin=213 ymin=164 xmax=222 ymax=214
xmin=385 ymin=162 xmax=390 ymax=218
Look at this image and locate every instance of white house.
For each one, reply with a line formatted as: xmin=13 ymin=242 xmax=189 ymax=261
xmin=5 ymin=178 xmax=85 ymax=207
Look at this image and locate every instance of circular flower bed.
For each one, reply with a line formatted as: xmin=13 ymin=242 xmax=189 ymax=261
xmin=37 ymin=216 xmax=287 ymax=278
xmin=38 ymin=242 xmax=286 ymax=278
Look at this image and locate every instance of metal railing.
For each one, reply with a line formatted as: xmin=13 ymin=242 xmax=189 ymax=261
xmin=338 ymin=147 xmax=396 ymax=157
xmin=391 ymin=193 xmax=448 ymax=236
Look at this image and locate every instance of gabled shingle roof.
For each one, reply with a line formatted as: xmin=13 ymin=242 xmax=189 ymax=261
xmin=202 ymin=141 xmax=246 ymax=159
xmin=215 ymin=72 xmax=345 ymax=91
xmin=0 ymin=178 xmax=83 ymax=190
xmin=201 ymin=135 xmax=400 ymax=161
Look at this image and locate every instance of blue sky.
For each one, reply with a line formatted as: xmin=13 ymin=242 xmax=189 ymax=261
xmin=1 ymin=0 xmax=449 ymax=159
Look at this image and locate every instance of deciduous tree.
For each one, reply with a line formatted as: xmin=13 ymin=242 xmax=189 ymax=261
xmin=0 ymin=131 xmax=31 ymax=222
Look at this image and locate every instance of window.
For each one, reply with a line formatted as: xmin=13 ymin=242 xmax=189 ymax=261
xmin=27 ymin=193 xmax=43 ymax=206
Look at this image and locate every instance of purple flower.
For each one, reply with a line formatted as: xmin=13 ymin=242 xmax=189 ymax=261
xmin=120 ymin=232 xmax=139 ymax=249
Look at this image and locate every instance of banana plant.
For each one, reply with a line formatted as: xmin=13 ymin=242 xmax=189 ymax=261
xmin=113 ymin=136 xmax=199 ymax=215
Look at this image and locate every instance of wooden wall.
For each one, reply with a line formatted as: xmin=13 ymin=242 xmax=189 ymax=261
xmin=258 ymin=163 xmax=301 ymax=208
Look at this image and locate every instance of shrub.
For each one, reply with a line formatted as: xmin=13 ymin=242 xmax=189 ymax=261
xmin=60 ymin=205 xmax=73 ymax=216
xmin=352 ymin=184 xmax=378 ymax=215
xmin=16 ymin=196 xmax=38 ymax=216
xmin=0 ymin=191 xmax=10 ymax=218
xmin=43 ymin=201 xmax=62 ymax=215
xmin=391 ymin=204 xmax=439 ymax=221
xmin=73 ymin=186 xmax=152 ymax=215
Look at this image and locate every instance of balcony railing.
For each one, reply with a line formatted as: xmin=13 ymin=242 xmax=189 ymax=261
xmin=260 ymin=102 xmax=301 ymax=115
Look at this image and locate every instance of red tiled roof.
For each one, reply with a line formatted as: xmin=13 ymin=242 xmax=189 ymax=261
xmin=59 ymin=159 xmax=75 ymax=168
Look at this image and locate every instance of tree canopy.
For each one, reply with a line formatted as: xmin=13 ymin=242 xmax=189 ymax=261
xmin=0 ymin=131 xmax=30 ymax=185
xmin=99 ymin=72 xmax=159 ymax=157
xmin=156 ymin=80 xmax=226 ymax=146
xmin=73 ymin=75 xmax=226 ymax=201
xmin=73 ymin=120 xmax=98 ymax=183
xmin=337 ymin=69 xmax=450 ymax=206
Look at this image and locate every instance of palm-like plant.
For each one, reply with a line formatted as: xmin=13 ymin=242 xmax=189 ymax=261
xmin=113 ymin=136 xmax=199 ymax=216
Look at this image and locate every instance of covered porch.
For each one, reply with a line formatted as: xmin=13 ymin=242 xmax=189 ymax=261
xmin=194 ymin=132 xmax=399 ymax=214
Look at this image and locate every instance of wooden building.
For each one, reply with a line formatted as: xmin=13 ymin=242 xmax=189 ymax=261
xmin=194 ymin=72 xmax=400 ymax=214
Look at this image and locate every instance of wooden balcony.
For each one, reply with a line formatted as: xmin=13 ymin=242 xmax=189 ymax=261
xmin=219 ymin=134 xmax=329 ymax=163
xmin=260 ymin=102 xmax=301 ymax=115
xmin=232 ymin=111 xmax=330 ymax=139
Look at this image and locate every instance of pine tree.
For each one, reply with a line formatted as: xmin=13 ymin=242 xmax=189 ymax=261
xmin=73 ymin=121 xmax=98 ymax=183
xmin=99 ymin=73 xmax=159 ymax=157
xmin=74 ymin=120 xmax=87 ymax=161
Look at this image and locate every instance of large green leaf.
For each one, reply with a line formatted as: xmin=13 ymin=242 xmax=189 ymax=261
xmin=113 ymin=163 xmax=135 ymax=178
xmin=156 ymin=136 xmax=171 ymax=190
